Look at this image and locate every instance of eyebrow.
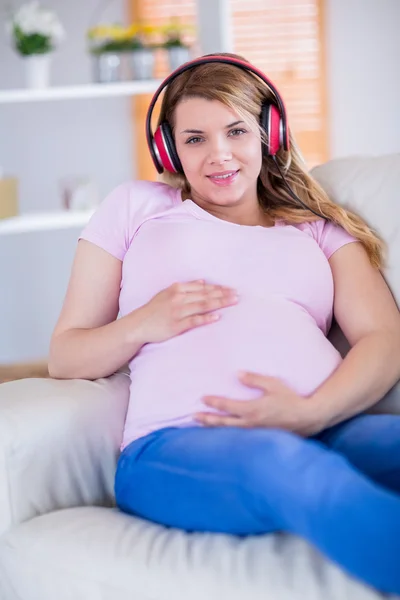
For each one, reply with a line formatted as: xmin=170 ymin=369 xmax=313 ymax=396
xmin=179 ymin=120 xmax=245 ymax=134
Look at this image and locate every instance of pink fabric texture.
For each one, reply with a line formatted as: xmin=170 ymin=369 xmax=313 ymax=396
xmin=80 ymin=180 xmax=358 ymax=447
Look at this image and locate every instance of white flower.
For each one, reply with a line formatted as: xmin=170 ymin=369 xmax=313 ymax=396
xmin=12 ymin=1 xmax=65 ymax=45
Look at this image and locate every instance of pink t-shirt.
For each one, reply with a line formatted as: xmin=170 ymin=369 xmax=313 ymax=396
xmin=80 ymin=180 xmax=357 ymax=448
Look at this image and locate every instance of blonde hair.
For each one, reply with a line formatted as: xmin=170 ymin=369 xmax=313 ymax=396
xmin=157 ymin=53 xmax=384 ymax=268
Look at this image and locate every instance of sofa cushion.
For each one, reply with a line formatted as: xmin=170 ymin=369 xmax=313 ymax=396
xmin=368 ymin=381 xmax=400 ymax=415
xmin=312 ymin=154 xmax=400 ymax=306
xmin=0 ymin=506 xmax=385 ymax=600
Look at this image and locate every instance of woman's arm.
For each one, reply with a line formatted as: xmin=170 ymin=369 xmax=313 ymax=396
xmin=48 ymin=240 xmax=147 ymax=380
xmin=308 ymin=241 xmax=400 ymax=428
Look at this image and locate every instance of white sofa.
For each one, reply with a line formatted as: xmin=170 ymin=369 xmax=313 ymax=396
xmin=0 ymin=155 xmax=399 ymax=600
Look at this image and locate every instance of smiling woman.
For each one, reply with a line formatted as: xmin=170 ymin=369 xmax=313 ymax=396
xmin=173 ymin=98 xmax=265 ymax=222
xmin=48 ymin=53 xmax=400 ymax=595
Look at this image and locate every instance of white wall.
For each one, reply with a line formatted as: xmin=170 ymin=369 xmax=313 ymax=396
xmin=0 ymin=0 xmax=135 ymax=363
xmin=325 ymin=0 xmax=400 ymax=158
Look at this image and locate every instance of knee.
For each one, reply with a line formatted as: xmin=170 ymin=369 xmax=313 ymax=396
xmin=237 ymin=429 xmax=341 ymax=518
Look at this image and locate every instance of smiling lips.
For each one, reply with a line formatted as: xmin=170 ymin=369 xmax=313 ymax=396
xmin=207 ymin=170 xmax=239 ymax=186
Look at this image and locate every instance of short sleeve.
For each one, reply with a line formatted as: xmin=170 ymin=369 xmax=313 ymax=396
xmin=79 ymin=180 xmax=179 ymax=261
xmin=299 ymin=219 xmax=359 ymax=260
xmin=79 ymin=182 xmax=132 ymax=260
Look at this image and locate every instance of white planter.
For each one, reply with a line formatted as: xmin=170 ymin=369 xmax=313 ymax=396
xmin=24 ymin=54 xmax=52 ymax=89
xmin=167 ymin=46 xmax=191 ymax=71
xmin=93 ymin=53 xmax=123 ymax=84
xmin=130 ymin=48 xmax=155 ymax=80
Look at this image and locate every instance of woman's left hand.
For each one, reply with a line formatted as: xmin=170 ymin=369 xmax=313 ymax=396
xmin=195 ymin=371 xmax=322 ymax=437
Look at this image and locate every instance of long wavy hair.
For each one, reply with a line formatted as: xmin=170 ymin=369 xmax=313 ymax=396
xmin=157 ymin=53 xmax=384 ymax=268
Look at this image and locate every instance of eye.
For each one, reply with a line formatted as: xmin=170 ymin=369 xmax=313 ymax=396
xmin=185 ymin=136 xmax=203 ymax=145
xmin=229 ymin=128 xmax=247 ymax=137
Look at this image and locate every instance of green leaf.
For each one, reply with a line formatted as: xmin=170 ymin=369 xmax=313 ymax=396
xmin=89 ymin=37 xmax=145 ymax=54
xmin=13 ymin=24 xmax=52 ymax=56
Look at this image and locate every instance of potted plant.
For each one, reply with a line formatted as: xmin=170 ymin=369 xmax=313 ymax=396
xmin=127 ymin=24 xmax=157 ymax=81
xmin=7 ymin=1 xmax=65 ymax=89
xmin=88 ymin=24 xmax=132 ymax=83
xmin=87 ymin=23 xmax=156 ymax=83
xmin=162 ymin=21 xmax=193 ymax=71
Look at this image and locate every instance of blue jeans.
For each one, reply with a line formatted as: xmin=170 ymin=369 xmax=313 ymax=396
xmin=115 ymin=414 xmax=400 ymax=594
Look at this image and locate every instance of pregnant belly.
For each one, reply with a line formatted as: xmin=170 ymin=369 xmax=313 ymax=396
xmin=128 ymin=296 xmax=342 ymax=427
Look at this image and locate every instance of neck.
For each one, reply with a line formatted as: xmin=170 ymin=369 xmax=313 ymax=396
xmin=187 ymin=190 xmax=274 ymax=227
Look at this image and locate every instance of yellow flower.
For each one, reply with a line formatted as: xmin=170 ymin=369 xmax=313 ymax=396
xmin=161 ymin=22 xmax=195 ymax=35
xmin=87 ymin=24 xmax=133 ymax=41
xmin=125 ymin=24 xmax=141 ymax=37
xmin=87 ymin=20 xmax=195 ymax=43
xmin=140 ymin=23 xmax=162 ymax=35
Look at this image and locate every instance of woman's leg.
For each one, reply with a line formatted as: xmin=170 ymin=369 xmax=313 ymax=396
xmin=316 ymin=414 xmax=400 ymax=493
xmin=115 ymin=426 xmax=400 ymax=594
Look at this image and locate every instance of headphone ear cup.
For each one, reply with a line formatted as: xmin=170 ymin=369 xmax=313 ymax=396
xmin=261 ymin=102 xmax=282 ymax=156
xmin=153 ymin=122 xmax=183 ymax=174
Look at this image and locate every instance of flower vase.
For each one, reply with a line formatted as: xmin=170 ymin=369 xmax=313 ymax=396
xmin=24 ymin=54 xmax=52 ymax=89
xmin=167 ymin=46 xmax=191 ymax=71
xmin=93 ymin=52 xmax=123 ymax=83
xmin=130 ymin=48 xmax=155 ymax=80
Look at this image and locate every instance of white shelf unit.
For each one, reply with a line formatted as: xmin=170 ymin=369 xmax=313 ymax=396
xmin=0 ymin=79 xmax=162 ymax=104
xmin=0 ymin=209 xmax=95 ymax=235
xmin=0 ymin=79 xmax=161 ymax=233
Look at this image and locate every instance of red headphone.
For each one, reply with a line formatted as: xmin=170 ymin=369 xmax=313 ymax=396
xmin=145 ymin=55 xmax=290 ymax=175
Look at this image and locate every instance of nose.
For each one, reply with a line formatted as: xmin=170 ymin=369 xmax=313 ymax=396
xmin=206 ymin=135 xmax=233 ymax=165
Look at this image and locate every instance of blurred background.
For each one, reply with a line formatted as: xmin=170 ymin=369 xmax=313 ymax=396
xmin=0 ymin=0 xmax=399 ymax=371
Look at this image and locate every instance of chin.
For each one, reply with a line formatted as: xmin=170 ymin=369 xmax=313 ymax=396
xmin=209 ymin=196 xmax=243 ymax=207
xmin=207 ymin=188 xmax=247 ymax=207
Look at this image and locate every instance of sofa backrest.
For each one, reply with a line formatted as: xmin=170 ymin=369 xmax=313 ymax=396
xmin=312 ymin=154 xmax=400 ymax=307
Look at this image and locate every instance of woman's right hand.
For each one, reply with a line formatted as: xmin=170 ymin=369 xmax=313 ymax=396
xmin=137 ymin=280 xmax=238 ymax=344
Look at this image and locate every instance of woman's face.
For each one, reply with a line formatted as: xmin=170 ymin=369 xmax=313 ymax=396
xmin=174 ymin=97 xmax=262 ymax=212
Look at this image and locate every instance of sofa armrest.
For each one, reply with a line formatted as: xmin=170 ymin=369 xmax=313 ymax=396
xmin=0 ymin=372 xmax=129 ymax=537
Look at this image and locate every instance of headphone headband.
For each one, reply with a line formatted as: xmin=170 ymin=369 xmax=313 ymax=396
xmin=145 ymin=55 xmax=289 ymax=173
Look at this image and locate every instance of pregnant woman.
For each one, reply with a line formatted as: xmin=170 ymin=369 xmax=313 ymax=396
xmin=49 ymin=54 xmax=400 ymax=594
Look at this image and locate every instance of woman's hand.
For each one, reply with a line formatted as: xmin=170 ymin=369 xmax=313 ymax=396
xmin=195 ymin=371 xmax=322 ymax=436
xmin=138 ymin=280 xmax=238 ymax=344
